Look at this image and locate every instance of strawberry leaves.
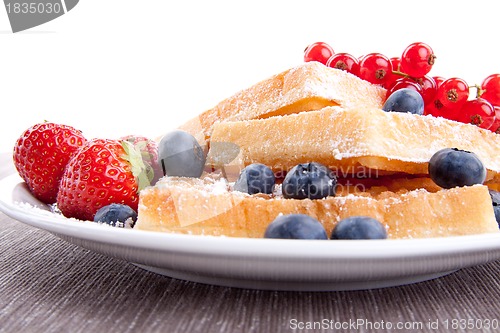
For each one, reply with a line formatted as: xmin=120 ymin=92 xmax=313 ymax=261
xmin=120 ymin=140 xmax=153 ymax=192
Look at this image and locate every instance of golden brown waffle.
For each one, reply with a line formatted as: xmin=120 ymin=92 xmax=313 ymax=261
xmin=178 ymin=62 xmax=386 ymax=144
xmin=139 ymin=64 xmax=500 ymax=239
xmin=207 ymin=106 xmax=500 ymax=183
xmin=136 ymin=176 xmax=498 ymax=239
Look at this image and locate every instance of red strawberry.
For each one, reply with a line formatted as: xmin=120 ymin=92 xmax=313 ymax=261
xmin=56 ymin=138 xmax=154 ymax=221
xmin=13 ymin=122 xmax=87 ymax=204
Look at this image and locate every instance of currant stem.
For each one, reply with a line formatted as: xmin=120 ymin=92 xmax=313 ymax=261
xmin=392 ymin=70 xmax=408 ymax=78
xmin=391 ymin=70 xmax=421 ymax=82
xmin=470 ymin=84 xmax=484 ymax=98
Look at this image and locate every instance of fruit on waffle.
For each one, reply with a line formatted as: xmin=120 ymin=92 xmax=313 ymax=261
xmin=135 ymin=55 xmax=500 ymax=239
xmin=135 ymin=175 xmax=498 ymax=239
xmin=206 ymin=106 xmax=500 ymax=183
xmin=134 ymin=37 xmax=500 ymax=240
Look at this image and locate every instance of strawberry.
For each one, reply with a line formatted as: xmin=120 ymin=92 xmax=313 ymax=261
xmin=13 ymin=122 xmax=87 ymax=204
xmin=56 ymin=138 xmax=155 ymax=221
xmin=120 ymin=135 xmax=162 ymax=184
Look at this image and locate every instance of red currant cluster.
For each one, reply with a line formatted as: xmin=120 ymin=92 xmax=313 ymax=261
xmin=304 ymin=42 xmax=500 ymax=133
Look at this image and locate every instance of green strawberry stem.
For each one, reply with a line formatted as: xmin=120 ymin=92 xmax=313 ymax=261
xmin=121 ymin=140 xmax=153 ymax=192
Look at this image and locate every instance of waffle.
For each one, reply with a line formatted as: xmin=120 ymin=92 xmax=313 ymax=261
xmin=207 ymin=106 xmax=500 ymax=183
xmin=137 ymin=63 xmax=500 ymax=239
xmin=178 ymin=62 xmax=386 ymax=144
xmin=135 ymin=176 xmax=498 ymax=239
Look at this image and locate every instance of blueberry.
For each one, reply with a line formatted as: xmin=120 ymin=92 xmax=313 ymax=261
xmin=331 ymin=216 xmax=387 ymax=240
xmin=282 ymin=162 xmax=337 ymax=199
xmin=493 ymin=207 xmax=500 ymax=227
xmin=428 ymin=148 xmax=486 ymax=189
xmin=382 ymin=88 xmax=424 ymax=115
xmin=158 ymin=130 xmax=206 ymax=178
xmin=489 ymin=189 xmax=500 ymax=205
xmin=264 ymin=214 xmax=328 ymax=240
xmin=93 ymin=203 xmax=138 ymax=228
xmin=234 ymin=163 xmax=275 ymax=195
xmin=488 ymin=190 xmax=500 ymax=227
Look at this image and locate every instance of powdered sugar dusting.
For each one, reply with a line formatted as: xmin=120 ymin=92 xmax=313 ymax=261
xmin=215 ymin=62 xmax=386 ymax=124
xmin=209 ymin=106 xmax=500 ymax=178
xmin=13 ymin=201 xmax=87 ymax=223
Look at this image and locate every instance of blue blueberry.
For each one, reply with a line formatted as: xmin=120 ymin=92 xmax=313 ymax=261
xmin=331 ymin=216 xmax=387 ymax=240
xmin=264 ymin=214 xmax=328 ymax=240
xmin=428 ymin=148 xmax=486 ymax=189
xmin=382 ymin=88 xmax=424 ymax=115
xmin=234 ymin=163 xmax=275 ymax=195
xmin=158 ymin=130 xmax=206 ymax=178
xmin=282 ymin=162 xmax=337 ymax=199
xmin=488 ymin=190 xmax=500 ymax=227
xmin=493 ymin=207 xmax=500 ymax=227
xmin=93 ymin=203 xmax=137 ymax=228
xmin=489 ymin=189 xmax=500 ymax=205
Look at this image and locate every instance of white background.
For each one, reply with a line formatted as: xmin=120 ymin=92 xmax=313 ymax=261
xmin=1 ymin=0 xmax=499 ymax=154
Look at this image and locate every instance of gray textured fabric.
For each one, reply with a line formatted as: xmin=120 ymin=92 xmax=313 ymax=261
xmin=1 ymin=153 xmax=500 ymax=333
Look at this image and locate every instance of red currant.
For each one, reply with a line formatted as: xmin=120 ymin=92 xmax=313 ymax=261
xmin=425 ymin=98 xmax=462 ymax=121
xmin=304 ymin=42 xmax=334 ymax=65
xmin=425 ymin=101 xmax=451 ymax=118
xmin=433 ymin=77 xmax=469 ymax=110
xmin=326 ymin=53 xmax=360 ymax=76
xmin=386 ymin=78 xmax=422 ymax=100
xmin=358 ymin=53 xmax=391 ymax=85
xmin=432 ymin=76 xmax=445 ymax=89
xmin=390 ymin=57 xmax=401 ymax=72
xmin=400 ymin=42 xmax=436 ymax=77
xmin=481 ymin=74 xmax=500 ymax=106
xmin=384 ymin=57 xmax=402 ymax=89
xmin=489 ymin=106 xmax=500 ymax=133
xmin=456 ymin=98 xmax=495 ymax=129
xmin=419 ymin=75 xmax=437 ymax=106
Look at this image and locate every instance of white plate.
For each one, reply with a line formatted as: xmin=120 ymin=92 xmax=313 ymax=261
xmin=1 ymin=173 xmax=500 ymax=291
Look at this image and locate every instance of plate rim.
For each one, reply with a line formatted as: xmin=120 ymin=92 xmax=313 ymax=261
xmin=3 ymin=173 xmax=500 ymax=290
